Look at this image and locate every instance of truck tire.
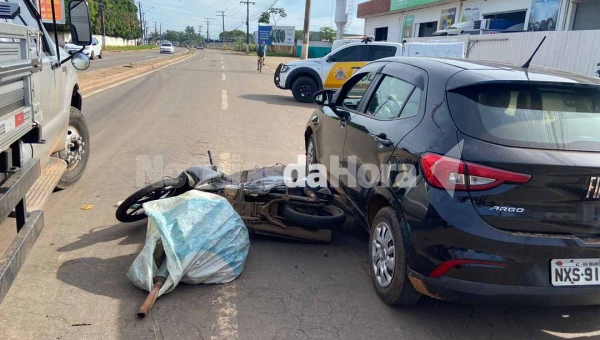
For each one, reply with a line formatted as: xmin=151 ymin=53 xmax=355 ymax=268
xmin=57 ymin=107 xmax=90 ymax=189
xmin=292 ymin=76 xmax=318 ymax=103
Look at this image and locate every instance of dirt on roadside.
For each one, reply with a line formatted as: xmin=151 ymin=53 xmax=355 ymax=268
xmin=79 ymin=49 xmax=196 ymax=94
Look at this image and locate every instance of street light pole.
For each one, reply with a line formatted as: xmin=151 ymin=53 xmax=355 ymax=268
xmin=301 ymin=0 xmax=311 ymax=59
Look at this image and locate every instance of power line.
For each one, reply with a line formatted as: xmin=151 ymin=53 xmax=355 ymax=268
xmin=217 ymin=10 xmax=226 ymax=45
xmin=205 ymin=17 xmax=213 ymax=41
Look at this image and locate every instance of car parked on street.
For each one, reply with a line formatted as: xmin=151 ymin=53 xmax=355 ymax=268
xmin=197 ymin=44 xmax=204 ymax=50
xmin=65 ymin=37 xmax=102 ymax=60
xmin=305 ymin=57 xmax=600 ymax=306
xmin=160 ymin=42 xmax=175 ymax=54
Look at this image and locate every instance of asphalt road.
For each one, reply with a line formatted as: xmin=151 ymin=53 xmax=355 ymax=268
xmin=0 ymin=49 xmax=598 ymax=340
xmin=81 ymin=47 xmax=187 ymax=72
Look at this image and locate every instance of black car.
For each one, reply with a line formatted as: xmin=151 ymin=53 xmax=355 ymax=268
xmin=305 ymin=57 xmax=600 ymax=306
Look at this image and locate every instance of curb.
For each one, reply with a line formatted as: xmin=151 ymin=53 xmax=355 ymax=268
xmin=81 ymin=50 xmax=196 ymax=98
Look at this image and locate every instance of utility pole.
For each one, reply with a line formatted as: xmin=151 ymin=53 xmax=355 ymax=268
xmin=199 ymin=25 xmax=203 ymax=42
xmin=240 ymin=1 xmax=255 ymax=54
xmin=139 ymin=1 xmax=143 ymax=45
xmin=216 ymin=10 xmax=226 ymax=49
xmin=205 ymin=18 xmax=213 ymax=43
xmin=100 ymin=0 xmax=106 ymax=48
xmin=301 ymin=0 xmax=311 ymax=59
xmin=160 ymin=23 xmax=162 ymax=42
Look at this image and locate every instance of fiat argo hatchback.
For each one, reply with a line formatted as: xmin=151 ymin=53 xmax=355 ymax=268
xmin=305 ymin=57 xmax=600 ymax=306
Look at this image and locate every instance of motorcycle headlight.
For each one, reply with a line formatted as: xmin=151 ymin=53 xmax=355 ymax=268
xmin=280 ymin=65 xmax=290 ymax=73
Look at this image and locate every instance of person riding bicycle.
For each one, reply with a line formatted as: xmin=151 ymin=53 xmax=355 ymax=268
xmin=257 ymin=41 xmax=267 ymax=70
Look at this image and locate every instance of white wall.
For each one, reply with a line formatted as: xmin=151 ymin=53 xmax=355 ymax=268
xmin=53 ymin=32 xmax=137 ymax=47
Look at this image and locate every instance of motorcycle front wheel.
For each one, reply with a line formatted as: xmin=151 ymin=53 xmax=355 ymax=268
xmin=280 ymin=204 xmax=346 ymax=230
xmin=115 ymin=178 xmax=185 ymax=223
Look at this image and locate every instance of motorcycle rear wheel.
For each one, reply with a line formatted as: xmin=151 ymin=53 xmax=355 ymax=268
xmin=115 ymin=178 xmax=184 ymax=223
xmin=280 ymin=204 xmax=346 ymax=230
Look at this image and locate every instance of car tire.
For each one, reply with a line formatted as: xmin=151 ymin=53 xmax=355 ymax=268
xmin=90 ymin=51 xmax=95 ymax=60
xmin=56 ymin=107 xmax=90 ymax=189
xmin=292 ymin=76 xmax=318 ymax=103
xmin=98 ymin=50 xmax=103 ymax=59
xmin=370 ymin=207 xmax=421 ymax=306
xmin=306 ymin=133 xmax=318 ymax=174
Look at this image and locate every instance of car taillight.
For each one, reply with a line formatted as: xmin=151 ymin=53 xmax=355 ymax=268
xmin=420 ymin=153 xmax=531 ymax=191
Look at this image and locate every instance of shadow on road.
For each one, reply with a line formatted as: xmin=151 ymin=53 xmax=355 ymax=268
xmin=57 ymin=221 xmax=146 ymax=252
xmin=238 ymin=94 xmax=316 ymax=109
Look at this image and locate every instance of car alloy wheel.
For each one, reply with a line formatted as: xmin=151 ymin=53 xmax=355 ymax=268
xmin=372 ymin=221 xmax=395 ymax=288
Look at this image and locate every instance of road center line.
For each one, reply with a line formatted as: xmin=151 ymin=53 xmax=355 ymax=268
xmin=210 ymin=283 xmax=239 ymax=340
xmin=221 ymin=90 xmax=228 ymax=110
xmin=222 ymin=65 xmax=225 ymax=70
xmin=222 ymin=73 xmax=226 ymax=81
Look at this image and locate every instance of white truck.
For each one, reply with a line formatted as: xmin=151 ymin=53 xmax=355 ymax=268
xmin=0 ymin=0 xmax=93 ymax=303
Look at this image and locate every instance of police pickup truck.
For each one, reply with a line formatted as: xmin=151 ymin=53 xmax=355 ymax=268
xmin=274 ymin=42 xmax=403 ymax=103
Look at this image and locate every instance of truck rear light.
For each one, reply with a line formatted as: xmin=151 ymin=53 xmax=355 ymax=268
xmin=420 ymin=153 xmax=531 ymax=191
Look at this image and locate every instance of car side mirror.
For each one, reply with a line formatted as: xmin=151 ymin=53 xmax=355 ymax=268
xmin=326 ymin=55 xmax=335 ymax=63
xmin=69 ymin=0 xmax=92 ymax=46
xmin=313 ymin=89 xmax=335 ymax=106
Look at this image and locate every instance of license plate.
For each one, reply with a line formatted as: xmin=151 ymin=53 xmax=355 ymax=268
xmin=551 ymin=259 xmax=600 ymax=286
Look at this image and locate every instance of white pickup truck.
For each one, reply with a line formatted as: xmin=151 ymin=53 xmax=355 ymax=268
xmin=0 ymin=0 xmax=93 ymax=303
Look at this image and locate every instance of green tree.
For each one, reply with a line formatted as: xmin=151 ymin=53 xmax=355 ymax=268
xmin=219 ymin=29 xmax=247 ymax=42
xmin=258 ymin=7 xmax=287 ymax=26
xmin=320 ymin=27 xmax=336 ymax=42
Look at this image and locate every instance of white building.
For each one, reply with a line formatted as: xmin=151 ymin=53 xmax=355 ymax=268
xmin=357 ymin=0 xmax=600 ymax=42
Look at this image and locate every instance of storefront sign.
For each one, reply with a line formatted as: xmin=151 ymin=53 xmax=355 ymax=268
xmin=40 ymin=0 xmax=65 ymax=24
xmin=391 ymin=0 xmax=442 ymax=12
xmin=461 ymin=4 xmax=481 ymax=22
xmin=528 ymin=0 xmax=560 ymax=31
xmin=402 ymin=14 xmax=415 ymax=39
xmin=439 ymin=8 xmax=456 ymax=29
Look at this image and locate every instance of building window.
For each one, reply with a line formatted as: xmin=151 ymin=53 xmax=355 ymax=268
xmin=418 ymin=21 xmax=438 ymax=37
xmin=572 ymin=1 xmax=600 ymax=31
xmin=374 ymin=27 xmax=388 ymax=41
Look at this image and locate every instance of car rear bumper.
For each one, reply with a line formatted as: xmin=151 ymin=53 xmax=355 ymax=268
xmin=409 ymin=270 xmax=600 ymax=306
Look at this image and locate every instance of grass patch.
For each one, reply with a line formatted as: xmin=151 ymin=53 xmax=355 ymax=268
xmin=248 ymin=51 xmax=296 ymax=57
xmin=105 ymin=45 xmax=157 ymax=51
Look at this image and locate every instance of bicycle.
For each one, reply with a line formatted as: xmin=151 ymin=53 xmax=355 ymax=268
xmin=258 ymin=56 xmax=265 ymax=72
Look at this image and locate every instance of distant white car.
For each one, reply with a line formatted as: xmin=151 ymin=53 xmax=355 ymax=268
xmin=65 ymin=37 xmax=102 ymax=60
xmin=160 ymin=42 xmax=175 ymax=54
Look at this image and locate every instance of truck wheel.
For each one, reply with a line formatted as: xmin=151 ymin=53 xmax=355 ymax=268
xmin=57 ymin=107 xmax=90 ymax=189
xmin=292 ymin=76 xmax=318 ymax=103
xmin=370 ymin=207 xmax=421 ymax=306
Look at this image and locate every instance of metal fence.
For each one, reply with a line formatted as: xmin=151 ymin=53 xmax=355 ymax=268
xmin=408 ymin=30 xmax=600 ymax=78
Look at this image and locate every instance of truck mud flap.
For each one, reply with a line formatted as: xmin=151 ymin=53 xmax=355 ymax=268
xmin=0 ymin=158 xmax=43 ymax=304
xmin=274 ymin=63 xmax=283 ymax=89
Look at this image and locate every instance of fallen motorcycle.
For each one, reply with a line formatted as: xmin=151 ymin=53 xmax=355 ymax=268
xmin=116 ymin=156 xmax=346 ymax=242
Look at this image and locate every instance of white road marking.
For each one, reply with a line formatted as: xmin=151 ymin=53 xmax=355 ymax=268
xmin=210 ymin=283 xmax=239 ymax=340
xmin=221 ymin=90 xmax=228 ymax=110
xmin=221 ymin=60 xmax=223 ymax=64
xmin=222 ymin=65 xmax=225 ymax=69
xmin=222 ymin=73 xmax=226 ymax=81
xmin=542 ymin=330 xmax=600 ymax=339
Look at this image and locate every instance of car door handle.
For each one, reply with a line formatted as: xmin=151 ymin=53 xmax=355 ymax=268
xmin=370 ymin=133 xmax=393 ymax=147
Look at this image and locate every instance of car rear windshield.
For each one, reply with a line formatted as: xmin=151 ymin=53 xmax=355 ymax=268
xmin=161 ymin=43 xmax=171 ymax=47
xmin=447 ymin=83 xmax=600 ymax=151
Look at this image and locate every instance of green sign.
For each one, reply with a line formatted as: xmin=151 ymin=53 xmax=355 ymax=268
xmin=391 ymin=0 xmax=442 ymax=11
xmin=402 ymin=14 xmax=415 ymax=39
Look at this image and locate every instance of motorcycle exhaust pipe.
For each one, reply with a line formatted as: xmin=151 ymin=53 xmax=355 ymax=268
xmin=137 ymin=260 xmax=169 ymax=318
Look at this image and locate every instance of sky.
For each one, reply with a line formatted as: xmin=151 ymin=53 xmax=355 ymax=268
xmin=138 ymin=0 xmax=368 ymax=38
